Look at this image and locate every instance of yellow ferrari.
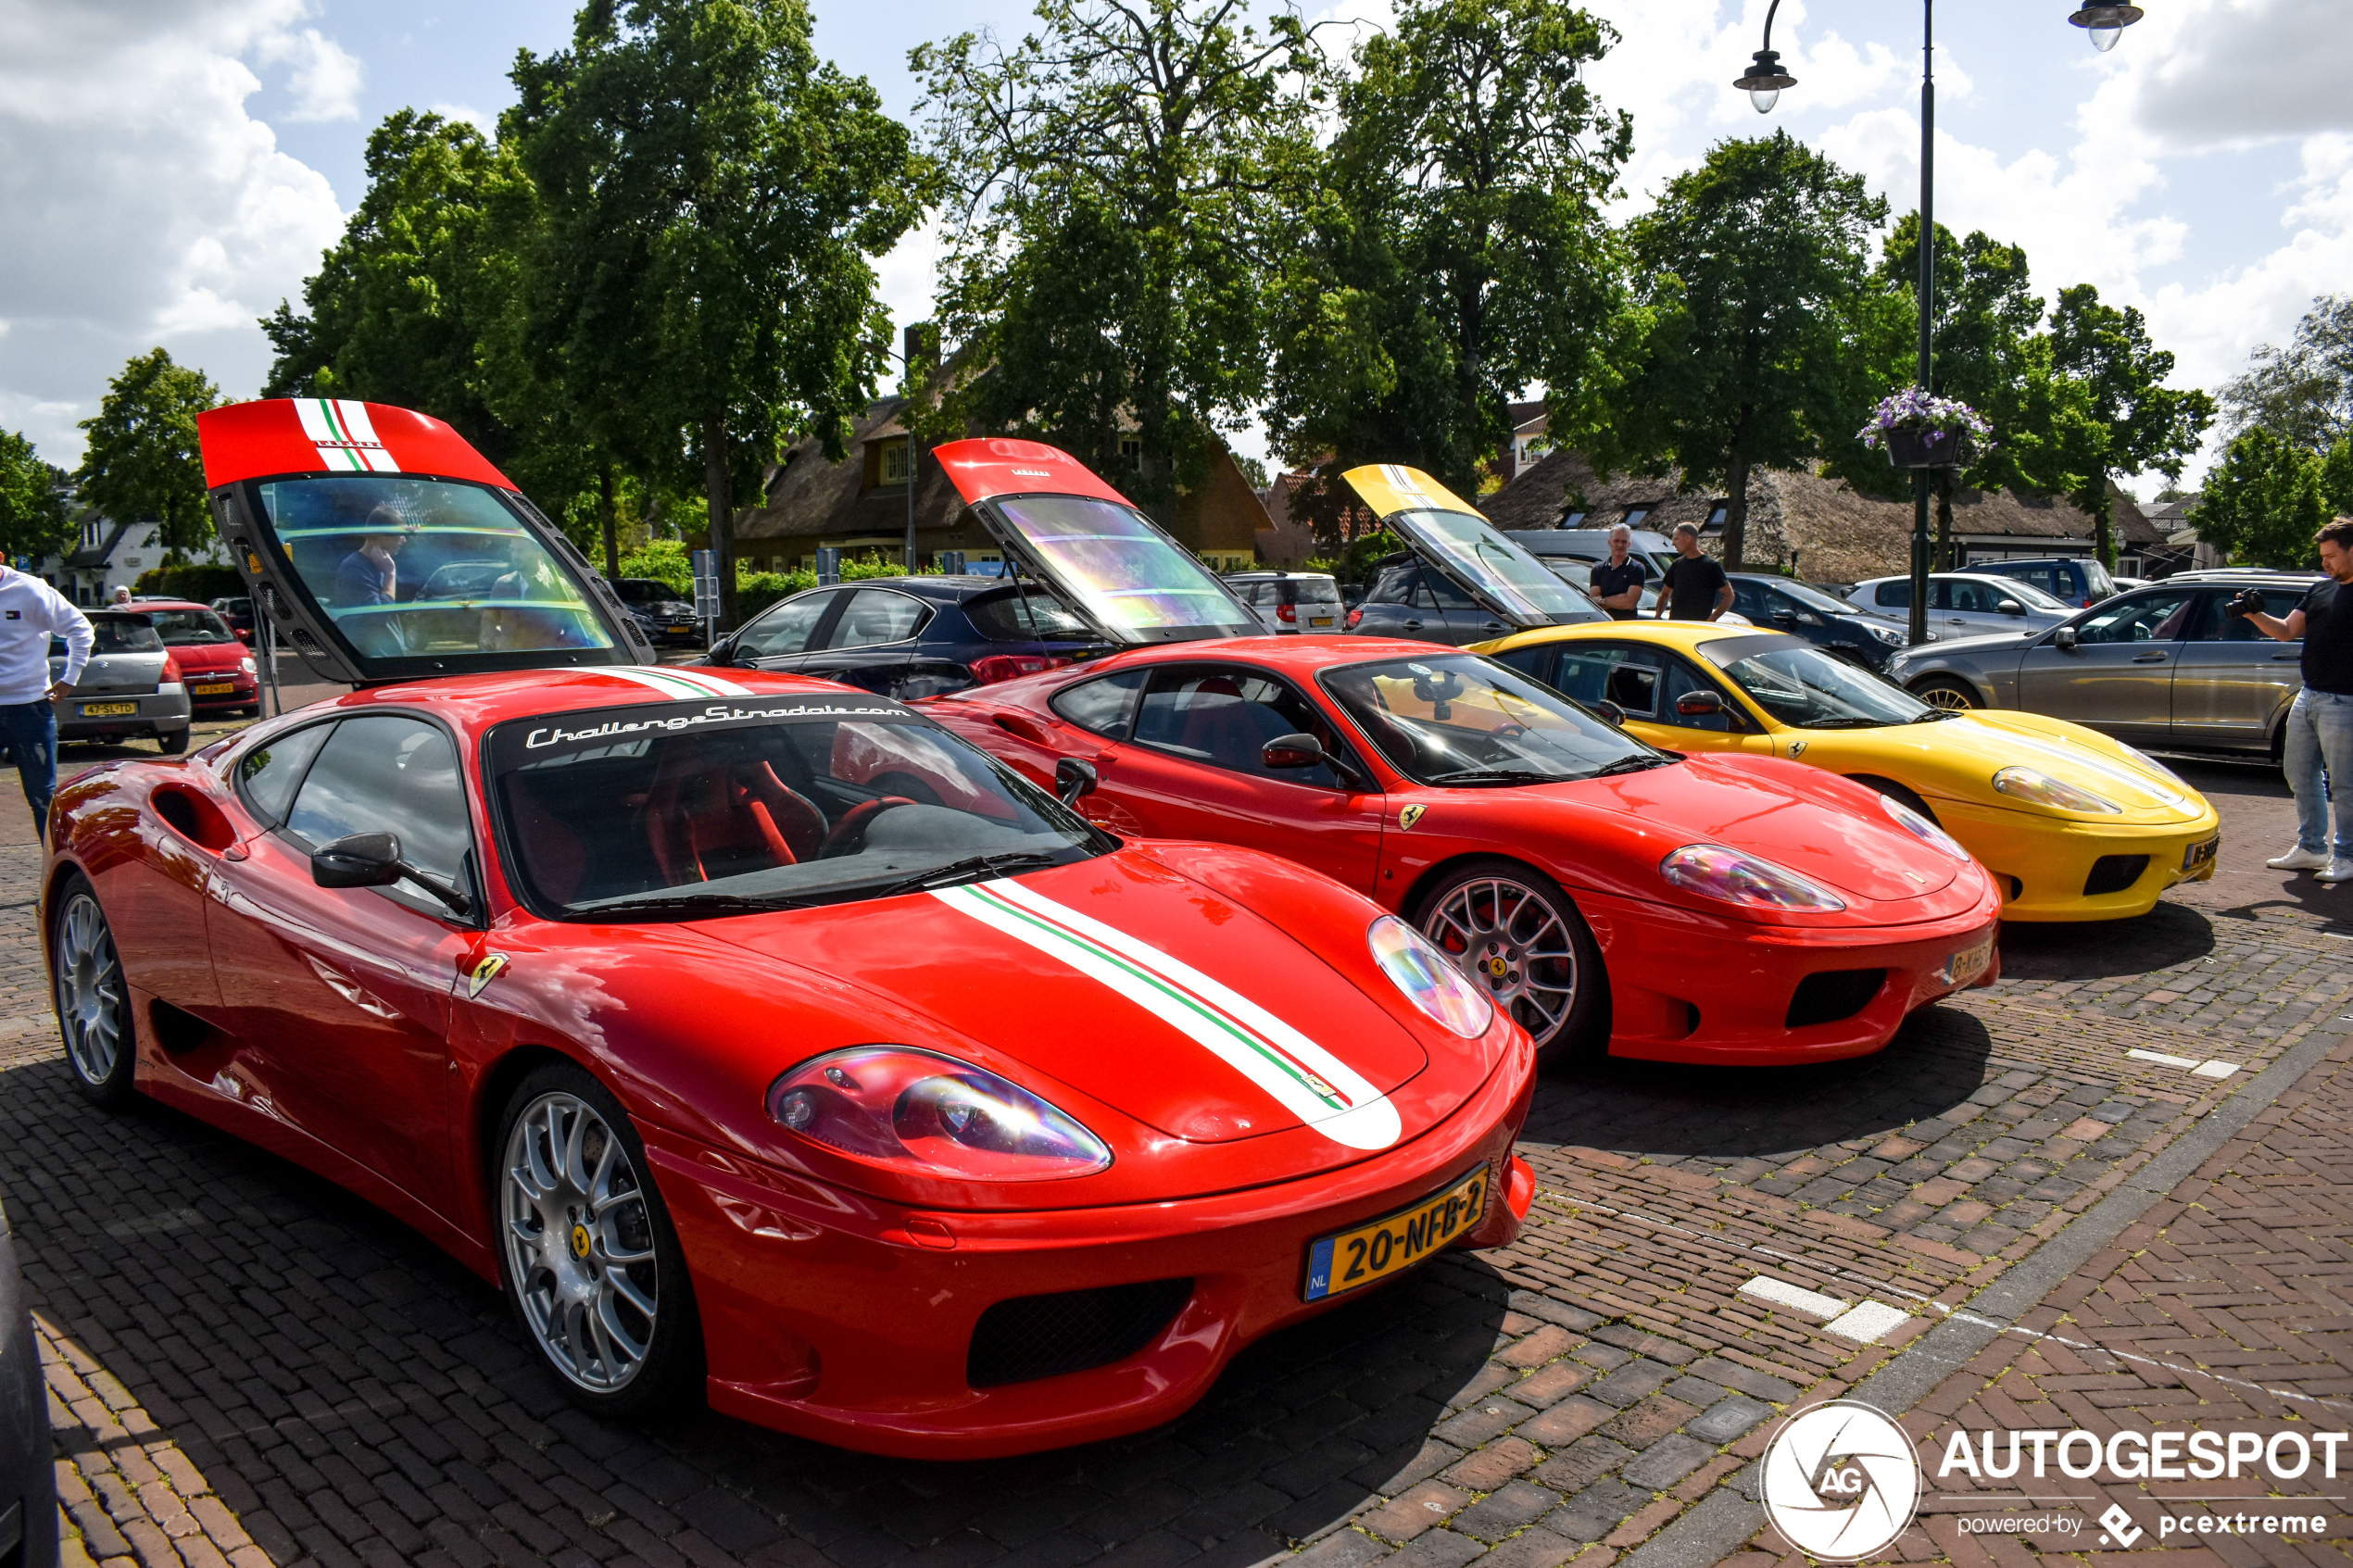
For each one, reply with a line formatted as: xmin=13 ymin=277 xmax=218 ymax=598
xmin=1468 ymin=621 xmax=2221 ymax=921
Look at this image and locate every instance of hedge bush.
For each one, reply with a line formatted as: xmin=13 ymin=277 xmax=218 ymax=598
xmin=132 ymin=564 xmax=244 ymax=602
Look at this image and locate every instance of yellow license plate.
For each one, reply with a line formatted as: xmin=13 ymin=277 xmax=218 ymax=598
xmin=1303 ymin=1165 xmax=1489 ymax=1301
xmin=79 ymin=701 xmax=137 ymax=717
xmin=1943 ymin=933 xmax=1994 ymax=987
xmin=2183 ymin=835 xmax=2219 ymax=871
xmin=191 ymin=683 xmax=234 ymax=696
xmin=1310 ymin=616 xmax=1335 ymax=627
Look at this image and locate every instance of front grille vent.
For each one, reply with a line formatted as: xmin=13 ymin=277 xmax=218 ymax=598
xmin=966 ymin=1278 xmax=1193 ymax=1388
xmin=1785 ymin=969 xmax=1887 ymax=1029
xmin=2083 ymin=855 xmax=2149 ymax=897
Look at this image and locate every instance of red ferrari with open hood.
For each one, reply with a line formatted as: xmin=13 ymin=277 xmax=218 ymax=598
xmin=35 ymin=403 xmax=1537 ymax=1457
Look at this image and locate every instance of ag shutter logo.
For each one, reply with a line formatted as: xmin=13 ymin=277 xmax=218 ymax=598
xmin=1761 ymin=1400 xmax=1923 ymax=1561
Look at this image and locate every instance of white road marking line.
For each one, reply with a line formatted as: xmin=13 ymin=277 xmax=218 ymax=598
xmin=2126 ymin=1047 xmax=2202 ymax=1069
xmin=1823 ymin=1300 xmax=1913 ymax=1343
xmin=1739 ymin=1275 xmax=1849 ymax=1319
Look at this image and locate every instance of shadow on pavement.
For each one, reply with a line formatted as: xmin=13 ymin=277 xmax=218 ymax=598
xmin=1994 ymin=900 xmax=2217 ymax=980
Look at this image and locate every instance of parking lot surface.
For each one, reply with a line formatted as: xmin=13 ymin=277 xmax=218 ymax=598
xmin=3 ymin=744 xmax=2347 ymax=1567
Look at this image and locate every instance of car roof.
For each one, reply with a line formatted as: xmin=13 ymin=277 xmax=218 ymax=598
xmin=120 ymin=599 xmax=218 ymax=613
xmin=1477 ymin=620 xmax=1779 ymax=654
xmin=810 ymin=575 xmax=1031 ymax=604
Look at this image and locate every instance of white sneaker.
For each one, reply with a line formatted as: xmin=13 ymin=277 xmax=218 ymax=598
xmin=2320 ymin=857 xmax=2353 ymax=884
xmin=2268 ymin=846 xmax=2331 ymax=871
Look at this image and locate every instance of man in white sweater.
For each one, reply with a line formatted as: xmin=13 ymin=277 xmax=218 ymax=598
xmin=0 ymin=566 xmax=93 ymax=837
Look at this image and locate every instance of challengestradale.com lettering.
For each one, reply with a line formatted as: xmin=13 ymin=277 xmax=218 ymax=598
xmin=522 ymin=700 xmax=909 ymax=750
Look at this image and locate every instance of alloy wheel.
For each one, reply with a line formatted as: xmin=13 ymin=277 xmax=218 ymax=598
xmin=1421 ymin=876 xmax=1579 ymax=1047
xmin=55 ymin=891 xmax=123 ymax=1087
xmin=501 ymin=1091 xmax=661 ymax=1393
xmin=1917 ymin=683 xmax=1974 ymax=710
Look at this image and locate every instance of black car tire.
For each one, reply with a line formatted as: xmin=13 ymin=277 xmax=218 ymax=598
xmin=1908 ymin=676 xmax=1981 ymax=710
xmin=1410 ymin=858 xmax=1608 ymax=1066
xmin=50 ymin=873 xmax=137 ymax=1108
xmin=157 ymin=730 xmax=190 ymax=755
xmin=494 ymin=1061 xmax=702 ymax=1419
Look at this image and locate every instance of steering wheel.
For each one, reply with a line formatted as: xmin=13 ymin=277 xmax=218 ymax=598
xmin=817 ymin=797 xmax=918 ymax=859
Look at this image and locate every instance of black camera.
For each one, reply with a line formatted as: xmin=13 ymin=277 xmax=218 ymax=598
xmin=2225 ymin=588 xmax=2267 ymax=619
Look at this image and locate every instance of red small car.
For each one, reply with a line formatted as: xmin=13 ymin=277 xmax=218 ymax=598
xmin=125 ymin=600 xmax=259 ymax=715
xmin=921 ymin=441 xmax=2005 ymax=1067
xmin=39 ymin=399 xmax=1539 ymax=1458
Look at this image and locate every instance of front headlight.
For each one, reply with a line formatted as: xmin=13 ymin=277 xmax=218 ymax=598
xmin=1869 ymin=624 xmax=1904 ymax=646
xmin=1659 ymin=845 xmax=1847 ymax=911
xmin=239 ymin=657 xmax=257 ymax=673
xmin=1367 ymin=915 xmax=1493 ymax=1038
xmin=1992 ymin=766 xmax=2120 ymax=814
xmin=767 ymin=1046 xmax=1111 ymax=1180
xmin=1875 ymin=793 xmax=1969 ymax=861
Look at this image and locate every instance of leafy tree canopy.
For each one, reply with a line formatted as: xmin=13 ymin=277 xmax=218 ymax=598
xmin=2047 ymin=283 xmax=2213 ymax=565
xmin=2220 ymin=294 xmax=2353 ymax=452
xmin=2195 ymin=426 xmax=2328 ymax=569
xmin=1265 ymin=0 xmax=1636 ymax=510
xmin=0 ymin=431 xmax=74 ymax=565
xmin=77 ymin=348 xmax=222 ymax=565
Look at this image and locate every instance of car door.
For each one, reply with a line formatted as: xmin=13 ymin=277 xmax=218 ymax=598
xmin=1554 ymin=643 xmax=1769 ymax=757
xmin=1096 ymin=663 xmax=1386 ymax=893
xmin=2170 ymin=587 xmax=2305 ymax=747
xmin=1350 ymin=565 xmax=1450 ymax=643
xmin=796 ymin=586 xmax=931 ymax=694
xmin=728 ymin=588 xmax=842 ymax=673
xmin=2013 ymin=588 xmax=2199 ymax=740
xmin=204 ymin=713 xmax=476 ymax=1216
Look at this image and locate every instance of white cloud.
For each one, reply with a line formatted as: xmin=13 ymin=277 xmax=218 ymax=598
xmin=0 ymin=0 xmax=348 ymax=463
xmin=257 ymin=24 xmax=361 ymax=121
xmin=429 ymin=102 xmax=497 ymax=137
xmin=2125 ymin=0 xmax=2353 ymax=151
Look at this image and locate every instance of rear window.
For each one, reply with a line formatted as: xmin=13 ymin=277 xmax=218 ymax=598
xmin=1284 ymin=578 xmax=1343 ymax=607
xmin=965 ymin=586 xmax=1092 ymax=641
xmin=77 ymin=617 xmax=164 ymax=654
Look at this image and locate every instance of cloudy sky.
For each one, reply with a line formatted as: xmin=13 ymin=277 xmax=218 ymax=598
xmin=2 ymin=0 xmax=2346 ymax=495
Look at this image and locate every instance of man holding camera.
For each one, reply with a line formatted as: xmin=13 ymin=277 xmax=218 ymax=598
xmin=2233 ymin=518 xmax=2353 ymax=881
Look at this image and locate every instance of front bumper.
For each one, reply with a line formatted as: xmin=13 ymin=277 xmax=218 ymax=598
xmin=1577 ymin=876 xmax=2005 ymax=1065
xmin=54 ymin=689 xmax=190 ymax=742
xmin=1934 ymin=798 xmax=2221 ymax=921
xmin=640 ymin=1038 xmax=1537 ymax=1459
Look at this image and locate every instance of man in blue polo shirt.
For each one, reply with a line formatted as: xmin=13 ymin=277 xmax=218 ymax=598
xmin=0 ymin=564 xmax=94 ymax=837
xmin=1588 ymin=525 xmax=1648 ymax=621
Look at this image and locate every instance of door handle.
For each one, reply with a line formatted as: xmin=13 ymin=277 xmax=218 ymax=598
xmin=1482 ymin=621 xmax=1507 ymax=632
xmin=2272 ymin=654 xmax=2300 ymax=661
xmin=1403 ymin=620 xmax=1424 ymax=631
xmin=2132 ymin=653 xmax=2167 ymax=663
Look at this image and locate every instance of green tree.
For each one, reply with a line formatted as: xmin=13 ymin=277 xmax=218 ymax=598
xmin=2194 ymin=427 xmax=2326 ymax=568
xmin=1601 ymin=132 xmax=1887 ymax=570
xmin=513 ymin=0 xmax=932 ymax=625
xmin=914 ymin=0 xmax=1315 ymax=502
xmin=2047 ymin=284 xmax=2213 ymax=567
xmin=2219 ymin=294 xmax=2353 ymax=451
xmin=0 ymin=432 xmax=73 ymax=565
xmin=77 ymin=348 xmax=221 ymax=565
xmin=1265 ymin=0 xmax=1635 ymax=503
xmin=2322 ymin=435 xmax=2353 ymax=518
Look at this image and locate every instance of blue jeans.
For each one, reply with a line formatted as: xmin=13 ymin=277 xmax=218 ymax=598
xmin=0 ymin=700 xmax=57 ymax=838
xmin=2283 ymin=687 xmax=2353 ymax=859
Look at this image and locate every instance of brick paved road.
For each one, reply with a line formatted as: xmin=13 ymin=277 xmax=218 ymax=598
xmin=2 ymin=754 xmax=2347 ymax=1567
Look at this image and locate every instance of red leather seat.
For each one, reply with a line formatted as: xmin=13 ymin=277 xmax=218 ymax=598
xmin=647 ymin=749 xmax=827 ymax=886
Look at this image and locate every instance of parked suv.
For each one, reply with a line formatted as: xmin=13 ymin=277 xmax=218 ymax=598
xmin=1223 ymin=571 xmax=1344 ymax=633
xmin=54 ymin=612 xmax=194 ymax=752
xmin=1885 ymin=570 xmax=2321 ymax=759
xmin=609 ymin=576 xmax=704 ymax=646
xmin=704 ymin=575 xmax=1104 ymax=697
xmin=1974 ymin=556 xmax=2117 ymax=608
xmin=1847 ymin=572 xmax=2074 ymax=640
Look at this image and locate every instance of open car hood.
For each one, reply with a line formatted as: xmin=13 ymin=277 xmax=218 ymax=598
xmin=931 ymin=437 xmax=1263 ymax=646
xmin=197 ymin=398 xmax=656 ymax=686
xmin=1343 ymin=465 xmax=1607 ymax=631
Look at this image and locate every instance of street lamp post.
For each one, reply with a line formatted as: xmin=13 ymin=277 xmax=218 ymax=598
xmin=1736 ymin=3 xmax=2144 ymax=646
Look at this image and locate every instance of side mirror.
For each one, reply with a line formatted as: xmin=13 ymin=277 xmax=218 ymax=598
xmin=1595 ymin=699 xmax=1627 ymax=726
xmin=2053 ymin=626 xmax=2080 ymax=651
xmin=310 ymin=832 xmax=405 ymax=890
xmin=1262 ymin=733 xmax=1327 ymax=770
xmin=1997 ymin=599 xmax=2026 ymax=616
xmin=1769 ymin=609 xmax=1795 ymax=623
xmin=707 ymin=636 xmax=736 ymax=666
xmin=1054 ymin=757 xmax=1100 ymax=805
xmin=235 ymin=629 xmax=253 ymax=645
xmin=1674 ymin=689 xmax=1727 ymax=718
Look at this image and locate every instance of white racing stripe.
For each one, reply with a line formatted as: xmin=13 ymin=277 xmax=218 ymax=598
xmin=589 ymin=665 xmax=754 ymax=700
xmin=294 ymin=399 xmax=399 ymax=474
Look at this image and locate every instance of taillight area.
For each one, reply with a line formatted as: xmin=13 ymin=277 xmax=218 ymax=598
xmin=970 ymin=653 xmax=1075 ymax=686
xmin=1277 ymin=602 xmax=1296 ymax=623
xmin=1345 ymin=608 xmax=1364 ymax=630
xmin=160 ymin=656 xmax=184 ymax=686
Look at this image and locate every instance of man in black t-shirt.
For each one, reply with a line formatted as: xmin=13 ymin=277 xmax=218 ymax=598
xmin=1656 ymin=523 xmax=1732 ymax=621
xmin=1589 ymin=524 xmax=1649 ymax=621
xmin=2234 ymin=518 xmax=2353 ymax=880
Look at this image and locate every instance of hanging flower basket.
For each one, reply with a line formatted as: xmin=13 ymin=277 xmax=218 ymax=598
xmin=1856 ymin=388 xmax=1993 ymax=470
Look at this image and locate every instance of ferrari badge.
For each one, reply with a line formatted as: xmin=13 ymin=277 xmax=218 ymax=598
xmin=1399 ymin=805 xmax=1427 ymax=831
xmin=1786 ymin=740 xmax=1808 ymax=759
xmin=467 ymin=952 xmax=510 ymax=998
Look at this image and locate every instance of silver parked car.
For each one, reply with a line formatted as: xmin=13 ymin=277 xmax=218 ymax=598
xmin=54 ymin=612 xmax=194 ymax=753
xmin=1846 ymin=572 xmax=2075 ymax=639
xmin=1884 ymin=571 xmax=2321 ymax=759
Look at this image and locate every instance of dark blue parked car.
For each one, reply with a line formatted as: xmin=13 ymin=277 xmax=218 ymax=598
xmin=1726 ymin=574 xmax=1913 ymax=671
xmin=1 ymin=1207 xmax=56 ymax=1568
xmin=701 ymin=575 xmax=1105 ymax=698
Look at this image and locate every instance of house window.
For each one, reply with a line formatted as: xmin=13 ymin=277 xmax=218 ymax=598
xmin=1704 ymin=503 xmax=1728 ymax=532
xmin=1622 ymin=508 xmax=1650 ymax=528
xmin=1559 ymin=510 xmax=1587 ymax=528
xmin=882 ymin=438 xmax=912 ymax=484
xmin=1119 ymin=437 xmax=1142 ymax=470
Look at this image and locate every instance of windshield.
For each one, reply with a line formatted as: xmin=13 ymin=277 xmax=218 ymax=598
xmin=486 ymin=693 xmax=1104 ymax=918
xmin=1701 ymin=639 xmax=1930 ymax=728
xmin=1321 ymin=654 xmax=1656 ymax=785
xmin=1773 ymin=581 xmax=1859 ymax=617
xmin=144 ymin=608 xmax=235 ymax=645
xmin=985 ymin=494 xmax=1255 ymax=640
xmin=612 ymin=579 xmax=679 ymax=606
xmin=252 ymin=474 xmax=616 ymax=662
xmin=1395 ymin=509 xmax=1604 ymax=625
